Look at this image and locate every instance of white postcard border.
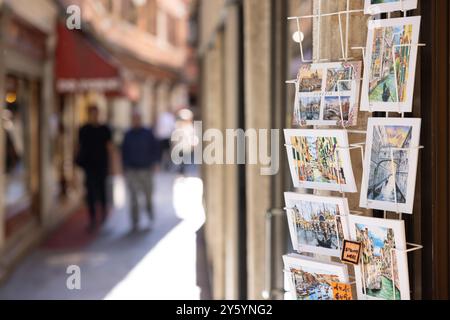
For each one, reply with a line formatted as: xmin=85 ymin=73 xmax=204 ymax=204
xmin=348 ymin=215 xmax=410 ymax=300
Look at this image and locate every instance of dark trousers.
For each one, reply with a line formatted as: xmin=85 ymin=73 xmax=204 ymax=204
xmin=84 ymin=169 xmax=108 ymax=224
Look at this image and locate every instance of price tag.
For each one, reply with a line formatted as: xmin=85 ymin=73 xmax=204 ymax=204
xmin=340 ymin=239 xmax=362 ymax=265
xmin=331 ymin=282 xmax=353 ymax=301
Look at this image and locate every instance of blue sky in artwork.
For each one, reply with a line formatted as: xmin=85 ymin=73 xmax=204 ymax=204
xmin=392 ymin=26 xmax=405 ymax=45
xmin=371 ymin=236 xmax=384 ymax=257
xmin=356 ymin=223 xmax=389 ymax=257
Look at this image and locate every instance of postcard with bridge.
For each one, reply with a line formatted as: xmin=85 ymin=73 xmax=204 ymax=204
xmin=360 ymin=118 xmax=421 ymax=213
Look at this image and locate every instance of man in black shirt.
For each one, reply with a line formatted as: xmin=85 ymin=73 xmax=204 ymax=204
xmin=76 ymin=105 xmax=112 ymax=232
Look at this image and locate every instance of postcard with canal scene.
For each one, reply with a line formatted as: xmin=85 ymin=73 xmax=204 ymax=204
xmin=283 ymin=254 xmax=349 ymax=301
xmin=284 ymin=193 xmax=350 ymax=257
xmin=294 ymin=62 xmax=362 ymax=127
xmin=284 ymin=129 xmax=357 ymax=193
xmin=365 ymin=0 xmax=418 ymax=15
xmin=349 ymin=215 xmax=410 ymax=300
xmin=361 ymin=17 xmax=421 ymax=113
xmin=360 ymin=118 xmax=421 ymax=213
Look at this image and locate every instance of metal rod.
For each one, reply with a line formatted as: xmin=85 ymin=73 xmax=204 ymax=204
xmin=336 ymin=142 xmax=366 ymax=150
xmin=387 ymin=242 xmax=424 ymax=300
xmin=316 ymin=0 xmax=322 ymax=63
xmin=338 ymin=13 xmax=346 ymax=60
xmin=345 ymin=0 xmax=350 ymax=60
xmin=296 ymin=18 xmax=313 ymax=63
xmin=263 ymin=209 xmax=273 ymax=300
xmin=346 ymin=130 xmax=367 ymax=135
xmin=288 ymin=9 xmax=364 ymax=20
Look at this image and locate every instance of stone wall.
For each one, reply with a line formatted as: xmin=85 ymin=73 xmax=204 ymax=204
xmin=198 ymin=0 xmax=276 ymax=299
xmin=243 ymin=0 xmax=273 ymax=300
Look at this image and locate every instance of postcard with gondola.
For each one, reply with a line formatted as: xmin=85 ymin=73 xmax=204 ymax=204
xmin=361 ymin=16 xmax=421 ymax=113
xmin=284 ymin=129 xmax=357 ymax=193
xmin=348 ymin=215 xmax=410 ymax=300
xmin=360 ymin=118 xmax=421 ymax=214
xmin=283 ymin=254 xmax=349 ymax=301
xmin=284 ymin=193 xmax=350 ymax=257
xmin=364 ymin=0 xmax=418 ymax=15
xmin=294 ymin=61 xmax=362 ymax=127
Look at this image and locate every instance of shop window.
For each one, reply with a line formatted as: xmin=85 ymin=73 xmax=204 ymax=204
xmin=3 ymin=75 xmax=31 ymax=218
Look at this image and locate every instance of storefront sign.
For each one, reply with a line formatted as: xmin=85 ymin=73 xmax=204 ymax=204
xmin=340 ymin=240 xmax=362 ymax=265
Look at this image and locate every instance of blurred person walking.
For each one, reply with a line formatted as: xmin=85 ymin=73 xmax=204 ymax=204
xmin=155 ymin=111 xmax=176 ymax=171
xmin=76 ymin=105 xmax=113 ymax=232
xmin=122 ymin=110 xmax=160 ymax=232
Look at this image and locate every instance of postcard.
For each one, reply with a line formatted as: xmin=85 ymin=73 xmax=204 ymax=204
xmin=284 ymin=129 xmax=357 ymax=192
xmin=360 ymin=118 xmax=421 ymax=213
xmin=361 ymin=17 xmax=421 ymax=112
xmin=294 ymin=61 xmax=362 ymax=127
xmin=348 ymin=215 xmax=410 ymax=300
xmin=284 ymin=192 xmax=350 ymax=257
xmin=365 ymin=0 xmax=418 ymax=15
xmin=283 ymin=254 xmax=349 ymax=301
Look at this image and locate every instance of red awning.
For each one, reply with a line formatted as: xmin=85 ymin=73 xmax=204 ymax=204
xmin=55 ymin=22 xmax=121 ymax=93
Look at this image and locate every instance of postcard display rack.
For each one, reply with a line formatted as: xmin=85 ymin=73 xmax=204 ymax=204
xmin=281 ymin=0 xmax=424 ymax=301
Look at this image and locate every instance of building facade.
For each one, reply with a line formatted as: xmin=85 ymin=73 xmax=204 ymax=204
xmin=0 ymin=0 xmax=67 ymax=280
xmin=57 ymin=0 xmax=193 ymax=142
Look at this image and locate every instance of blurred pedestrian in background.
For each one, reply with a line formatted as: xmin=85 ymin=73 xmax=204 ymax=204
xmin=122 ymin=110 xmax=160 ymax=232
xmin=76 ymin=105 xmax=113 ymax=233
xmin=155 ymin=111 xmax=176 ymax=171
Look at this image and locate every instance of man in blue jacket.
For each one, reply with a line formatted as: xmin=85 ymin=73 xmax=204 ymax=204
xmin=122 ymin=110 xmax=161 ymax=232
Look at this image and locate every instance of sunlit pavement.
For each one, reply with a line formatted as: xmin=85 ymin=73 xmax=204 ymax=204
xmin=0 ymin=169 xmax=206 ymax=300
